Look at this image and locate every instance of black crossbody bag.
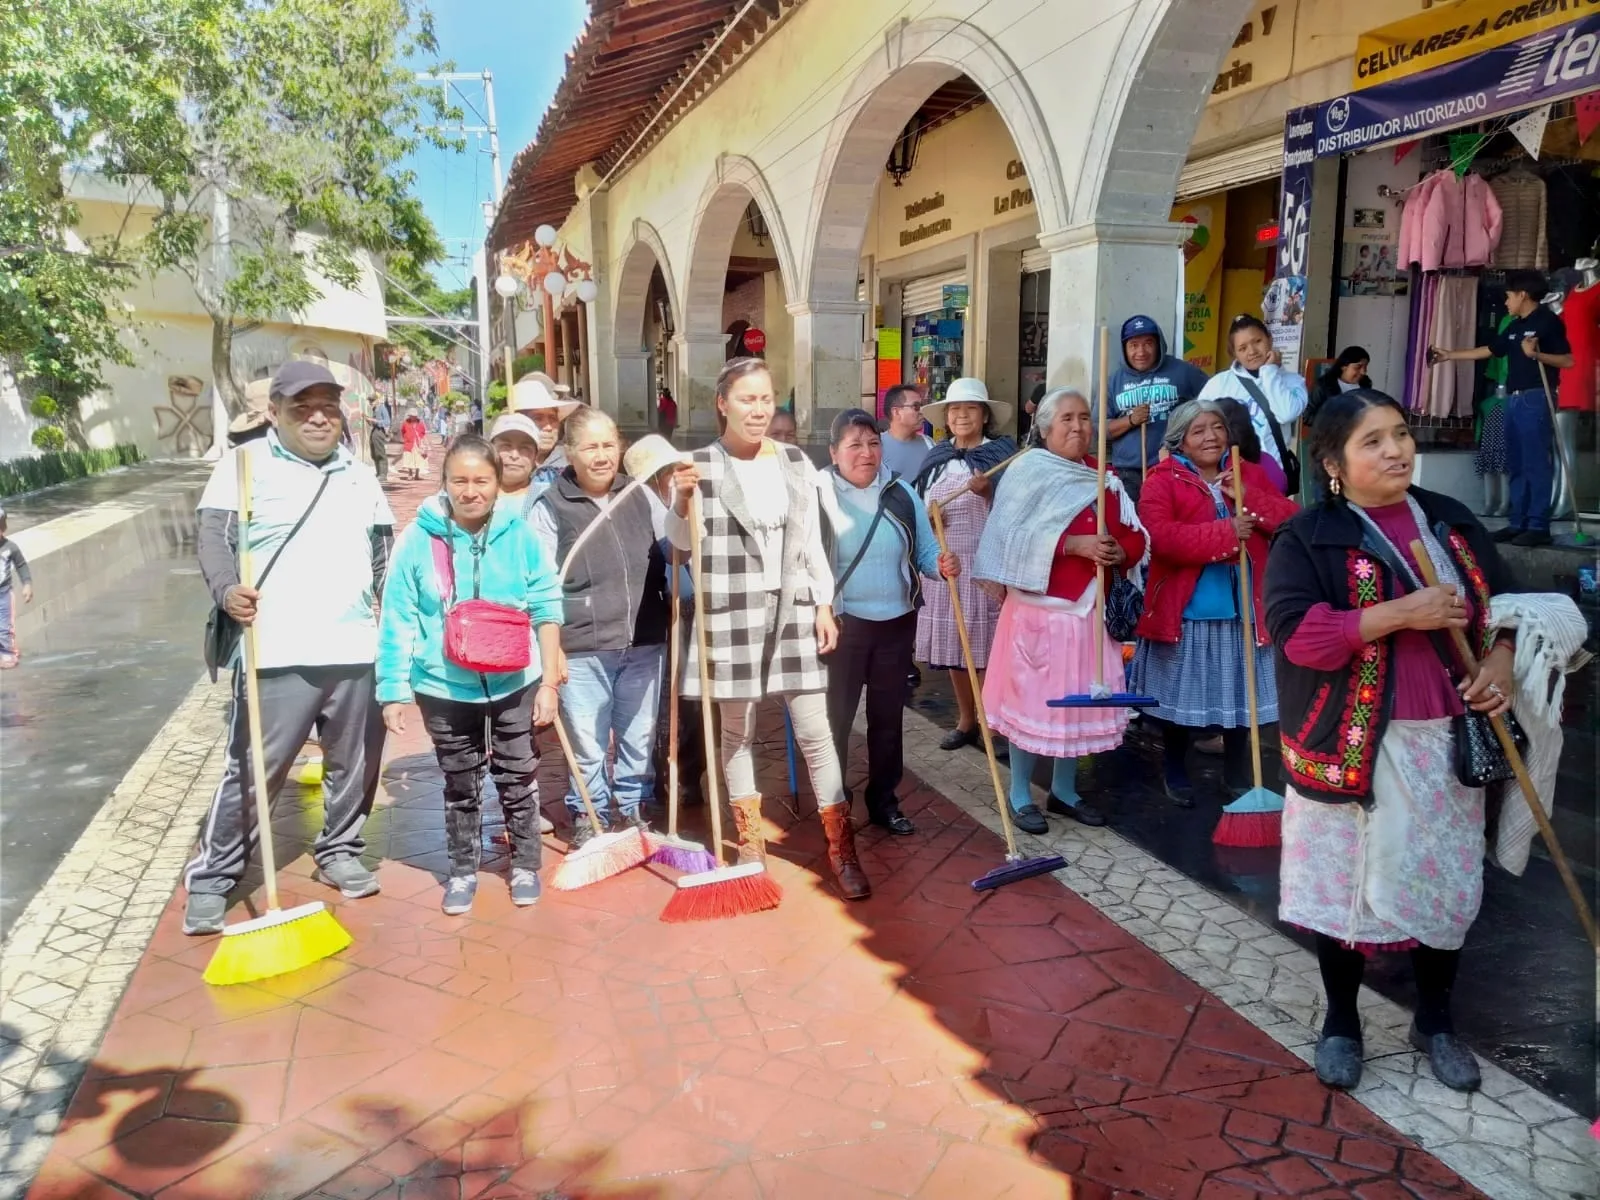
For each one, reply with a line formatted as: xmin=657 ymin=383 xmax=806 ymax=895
xmin=1235 ymin=374 xmax=1302 ymax=496
xmin=203 ymin=474 xmax=331 ymax=680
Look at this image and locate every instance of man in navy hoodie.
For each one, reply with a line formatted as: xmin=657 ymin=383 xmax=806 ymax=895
xmin=1093 ymin=315 xmax=1208 ymax=502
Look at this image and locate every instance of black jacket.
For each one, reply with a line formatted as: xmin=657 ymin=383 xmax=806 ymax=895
xmin=1263 ymin=487 xmax=1514 ymax=805
xmin=535 ymin=470 xmax=669 ymax=655
xmin=1306 ymin=370 xmax=1371 ymax=430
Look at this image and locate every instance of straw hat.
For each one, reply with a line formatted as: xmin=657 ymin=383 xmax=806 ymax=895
xmin=623 ymin=434 xmax=684 ymax=482
xmin=920 ymin=377 xmax=1013 ymax=428
xmin=229 ymin=377 xmax=274 ymax=434
xmin=510 ymin=376 xmax=580 ymax=417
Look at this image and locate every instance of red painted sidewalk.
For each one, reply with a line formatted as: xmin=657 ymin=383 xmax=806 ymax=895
xmin=22 ymin=447 xmax=1490 ymax=1200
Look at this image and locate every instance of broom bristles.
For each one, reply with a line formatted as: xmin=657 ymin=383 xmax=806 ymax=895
xmin=660 ymin=862 xmax=782 ymax=923
xmin=203 ymin=901 xmax=350 ymax=987
xmin=649 ymin=835 xmax=718 ymax=874
xmin=550 ymin=826 xmax=654 ymax=891
xmin=1213 ymin=807 xmax=1283 ymax=849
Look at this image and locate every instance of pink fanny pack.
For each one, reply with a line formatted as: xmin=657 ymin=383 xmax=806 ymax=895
xmin=431 ymin=536 xmax=531 ymax=674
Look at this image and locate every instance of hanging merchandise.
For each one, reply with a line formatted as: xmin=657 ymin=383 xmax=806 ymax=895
xmin=1489 ymin=168 xmax=1548 ymax=271
xmin=1507 ymin=106 xmax=1551 ymax=161
xmin=1559 ymin=281 xmax=1600 ymax=414
xmin=1399 ymin=169 xmax=1503 ymax=272
xmin=1427 ymin=276 xmax=1479 ymax=419
xmin=1578 ymin=93 xmax=1600 ymax=148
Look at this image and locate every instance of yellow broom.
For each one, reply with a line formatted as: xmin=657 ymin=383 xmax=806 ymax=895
xmin=205 ymin=450 xmax=352 ymax=987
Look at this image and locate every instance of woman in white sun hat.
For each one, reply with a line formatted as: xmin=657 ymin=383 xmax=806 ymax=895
xmin=508 ymin=375 xmax=581 ymax=504
xmin=910 ymin=377 xmax=1017 ymax=752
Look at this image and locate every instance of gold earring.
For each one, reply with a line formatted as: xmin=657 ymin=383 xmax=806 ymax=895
xmin=1329 ymin=476 xmax=1342 ymax=497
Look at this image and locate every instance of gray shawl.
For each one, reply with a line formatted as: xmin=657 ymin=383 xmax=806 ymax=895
xmin=972 ymin=450 xmax=1147 ymax=592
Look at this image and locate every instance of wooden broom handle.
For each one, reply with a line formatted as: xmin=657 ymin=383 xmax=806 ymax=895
xmin=688 ymin=491 xmax=727 ymax=868
xmin=237 ymin=449 xmax=281 ymax=912
xmin=667 ymin=546 xmax=682 ymax=839
xmin=928 ymin=501 xmax=1019 ymax=860
xmin=1093 ymin=323 xmax=1110 ymax=691
xmin=930 ymin=446 xmax=1030 ymax=509
xmin=1410 ymin=542 xmax=1599 ymax=953
xmin=1230 ymin=454 xmax=1265 ymax=790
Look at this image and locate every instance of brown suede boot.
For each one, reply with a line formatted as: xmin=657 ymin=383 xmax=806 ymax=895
xmin=730 ymin=793 xmax=766 ymax=864
xmin=820 ymin=804 xmax=871 ymax=900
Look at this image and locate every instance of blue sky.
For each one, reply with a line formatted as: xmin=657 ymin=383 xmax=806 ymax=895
xmin=406 ymin=0 xmax=588 ymax=292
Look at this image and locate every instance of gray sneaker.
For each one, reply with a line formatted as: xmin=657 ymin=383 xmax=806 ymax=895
xmin=441 ymin=875 xmax=477 ymax=916
xmin=539 ymin=813 xmax=555 ymax=834
xmin=317 ymin=858 xmax=380 ymax=899
xmin=183 ymin=893 xmax=227 ymax=936
xmin=509 ymin=868 xmax=541 ymax=907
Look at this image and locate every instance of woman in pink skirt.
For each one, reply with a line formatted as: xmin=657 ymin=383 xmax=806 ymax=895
xmin=972 ymin=389 xmax=1147 ymax=832
xmin=911 ymin=378 xmax=1016 ymax=751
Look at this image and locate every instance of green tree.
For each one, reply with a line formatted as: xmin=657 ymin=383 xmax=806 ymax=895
xmin=0 ymin=0 xmax=205 ymax=417
xmin=142 ymin=0 xmax=457 ymax=413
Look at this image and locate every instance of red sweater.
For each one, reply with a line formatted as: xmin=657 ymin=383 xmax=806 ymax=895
xmin=1043 ymin=476 xmax=1148 ymax=601
xmin=401 ymin=418 xmax=429 ymax=451
xmin=1134 ymin=456 xmax=1297 ymax=645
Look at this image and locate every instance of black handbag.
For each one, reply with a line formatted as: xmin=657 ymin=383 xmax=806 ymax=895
xmin=1451 ymin=706 xmax=1528 ymax=789
xmin=1105 ymin=573 xmax=1143 ymax=642
xmin=203 ymin=473 xmax=331 ymax=680
xmin=1236 ymin=375 xmax=1302 ymax=495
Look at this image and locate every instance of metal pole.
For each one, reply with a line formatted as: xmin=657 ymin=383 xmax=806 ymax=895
xmin=473 ymin=246 xmax=491 ymax=408
xmin=482 ymin=71 xmax=504 ymax=207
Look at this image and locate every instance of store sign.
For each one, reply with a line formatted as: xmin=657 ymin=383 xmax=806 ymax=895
xmin=743 ymin=327 xmax=766 ymax=354
xmin=1255 ymin=221 xmax=1281 ymax=245
xmin=1310 ymin=11 xmax=1600 ymax=158
xmin=1354 ymin=0 xmax=1600 ymax=90
xmin=1212 ymin=2 xmax=1299 ymax=100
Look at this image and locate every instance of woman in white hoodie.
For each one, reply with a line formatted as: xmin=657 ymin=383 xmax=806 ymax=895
xmin=1197 ymin=314 xmax=1308 ymax=496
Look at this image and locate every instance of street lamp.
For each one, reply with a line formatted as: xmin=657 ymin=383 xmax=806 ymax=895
xmin=575 ymin=278 xmax=599 ymax=304
xmin=492 ymin=273 xmax=521 ymax=390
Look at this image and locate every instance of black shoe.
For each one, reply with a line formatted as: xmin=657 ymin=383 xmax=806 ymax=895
xmin=1410 ymin=1024 xmax=1480 ymax=1092
xmin=1165 ymin=782 xmax=1196 ymax=809
xmin=1047 ymin=795 xmax=1106 ymax=826
xmin=1010 ymin=804 xmax=1048 ymax=835
xmin=939 ymin=727 xmax=978 ymax=751
xmin=1314 ymin=1034 xmax=1364 ymax=1090
xmin=1512 ymin=529 xmax=1552 ymax=547
xmin=1491 ymin=526 xmax=1523 ymax=543
xmin=869 ymin=808 xmax=916 ymax=836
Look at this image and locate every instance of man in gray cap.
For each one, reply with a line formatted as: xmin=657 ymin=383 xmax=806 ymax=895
xmin=184 ymin=360 xmax=395 ymax=935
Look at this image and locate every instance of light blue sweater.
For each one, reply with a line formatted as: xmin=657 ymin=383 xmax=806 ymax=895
xmin=825 ymin=469 xmax=941 ymax=621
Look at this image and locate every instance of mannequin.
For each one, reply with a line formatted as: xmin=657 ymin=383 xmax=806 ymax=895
xmin=1548 ymin=258 xmax=1598 ymax=520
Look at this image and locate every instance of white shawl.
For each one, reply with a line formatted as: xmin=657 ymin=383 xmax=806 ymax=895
xmin=1487 ymin=591 xmax=1591 ymax=876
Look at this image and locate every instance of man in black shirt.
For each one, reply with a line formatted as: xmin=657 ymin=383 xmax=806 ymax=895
xmin=1431 ymin=270 xmax=1573 ymax=546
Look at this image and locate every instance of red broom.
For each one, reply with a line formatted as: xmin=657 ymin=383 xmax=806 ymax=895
xmin=650 ymin=543 xmax=716 ymax=873
xmin=1212 ymin=450 xmax=1282 ymax=848
xmin=549 ymin=713 xmax=657 ymax=889
xmin=661 ymin=490 xmax=781 ymax=921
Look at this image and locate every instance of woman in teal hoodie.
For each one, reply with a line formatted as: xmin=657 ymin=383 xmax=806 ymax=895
xmin=377 ymin=435 xmax=565 ymax=915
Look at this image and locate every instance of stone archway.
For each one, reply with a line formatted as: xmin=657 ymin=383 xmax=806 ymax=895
xmin=676 ymin=156 xmax=797 ymax=433
xmin=1078 ymin=0 xmax=1256 ymax=226
xmin=610 ymin=219 xmax=679 ymax=431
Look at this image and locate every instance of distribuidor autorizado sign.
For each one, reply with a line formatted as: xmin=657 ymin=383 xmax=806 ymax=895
xmin=1354 ymin=0 xmax=1600 ymax=88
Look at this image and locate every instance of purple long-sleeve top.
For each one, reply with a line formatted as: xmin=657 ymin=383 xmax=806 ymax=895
xmin=1280 ymin=502 xmax=1466 ymax=721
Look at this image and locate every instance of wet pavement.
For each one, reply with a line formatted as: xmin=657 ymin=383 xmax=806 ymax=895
xmin=0 ymin=549 xmax=212 ymax=938
xmin=911 ymin=668 xmax=1600 ymax=1117
xmin=2 ymin=462 xmax=212 ymax=538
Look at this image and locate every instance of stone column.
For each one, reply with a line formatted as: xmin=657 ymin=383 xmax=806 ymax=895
xmin=789 ymin=300 xmax=868 ymax=442
xmin=614 ymin=350 xmax=651 ymax=437
xmin=1039 ymin=221 xmax=1190 ymax=393
xmin=674 ymin=332 xmax=727 ymax=437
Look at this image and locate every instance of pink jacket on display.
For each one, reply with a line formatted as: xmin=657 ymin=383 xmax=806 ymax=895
xmin=1399 ymin=170 xmax=1503 ymax=272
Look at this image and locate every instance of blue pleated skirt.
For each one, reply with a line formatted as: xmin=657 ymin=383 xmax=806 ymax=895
xmin=1131 ymin=619 xmax=1277 ymax=728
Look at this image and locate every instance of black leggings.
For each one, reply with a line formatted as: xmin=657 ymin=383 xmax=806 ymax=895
xmin=1316 ymin=935 xmax=1461 ymax=1039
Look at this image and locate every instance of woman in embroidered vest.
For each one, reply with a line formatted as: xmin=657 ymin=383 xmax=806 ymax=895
xmin=911 ymin=378 xmax=1016 ymax=752
xmin=376 ymin=436 xmax=566 ymax=917
xmin=971 ymin=389 xmax=1148 ymax=834
xmin=1133 ymin=400 xmax=1298 ymax=806
xmin=1265 ymin=389 xmax=1516 ymax=1095
xmin=665 ymin=358 xmax=869 ymax=901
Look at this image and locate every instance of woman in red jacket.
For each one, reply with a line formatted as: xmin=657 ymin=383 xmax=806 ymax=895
xmin=399 ymin=409 xmax=430 ymax=479
xmin=1132 ymin=400 xmax=1298 ymax=805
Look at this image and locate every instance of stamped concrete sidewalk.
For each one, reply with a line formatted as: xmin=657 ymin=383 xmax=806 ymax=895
xmin=1 ymin=448 xmax=1529 ymax=1199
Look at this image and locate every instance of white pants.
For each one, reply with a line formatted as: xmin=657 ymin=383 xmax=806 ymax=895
xmin=717 ymin=691 xmax=845 ymax=809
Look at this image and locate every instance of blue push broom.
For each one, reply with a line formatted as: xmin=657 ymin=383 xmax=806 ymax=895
xmin=1049 ymin=324 xmax=1155 ymax=711
xmin=926 ymin=501 xmax=1066 ymax=892
xmin=1212 ymin=453 xmax=1283 ymax=848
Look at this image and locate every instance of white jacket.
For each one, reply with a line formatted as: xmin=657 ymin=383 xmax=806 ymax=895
xmin=1197 ymin=363 xmax=1309 ymax=470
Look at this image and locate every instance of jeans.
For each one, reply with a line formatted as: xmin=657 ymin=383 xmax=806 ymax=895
xmin=719 ymin=690 xmax=846 ymax=808
xmin=416 ymin=685 xmax=542 ymax=876
xmin=1505 ymin=388 xmax=1554 ymax=532
xmin=559 ymin=645 xmax=665 ymax=825
xmin=826 ymin=612 xmax=916 ymax=819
